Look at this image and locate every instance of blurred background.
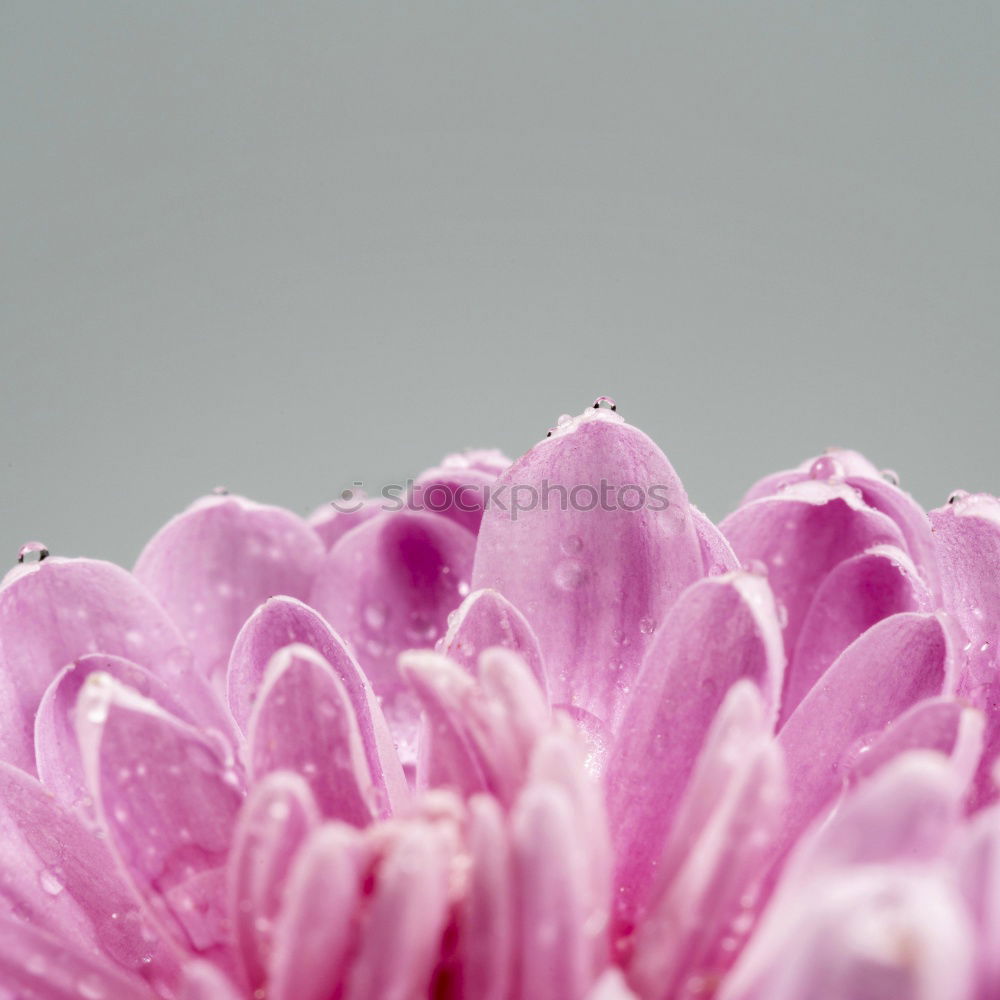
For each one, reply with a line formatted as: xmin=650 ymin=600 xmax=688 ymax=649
xmin=2 ymin=2 xmax=997 ymax=567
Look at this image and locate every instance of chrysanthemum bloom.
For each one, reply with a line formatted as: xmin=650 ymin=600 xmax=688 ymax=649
xmin=1 ymin=400 xmax=996 ymax=1000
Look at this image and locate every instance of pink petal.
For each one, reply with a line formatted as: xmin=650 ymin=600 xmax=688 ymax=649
xmin=343 ymin=821 xmax=454 ymax=1000
xmin=440 ymin=588 xmax=548 ymax=696
xmin=247 ymin=644 xmax=388 ymax=825
xmin=719 ymin=869 xmax=974 ymax=1000
xmin=472 ymin=408 xmax=704 ymax=727
xmin=76 ymin=674 xmax=242 ymax=957
xmin=587 ymin=969 xmax=641 ymax=1000
xmin=269 ymin=822 xmax=363 ymax=1000
xmin=309 ymin=510 xmax=475 ymax=760
xmin=456 ymin=794 xmax=513 ymax=1000
xmin=227 ymin=597 xmax=406 ymax=814
xmin=402 ymin=648 xmax=548 ymax=804
xmin=440 ymin=447 xmax=512 ymax=477
xmin=629 ymin=695 xmax=786 ymax=1000
xmin=955 ymin=805 xmax=1000 ymax=996
xmin=227 ymin=771 xmax=320 ymax=990
xmin=511 ymin=782 xmax=598 ymax=1000
xmin=0 ymin=556 xmax=189 ymax=771
xmin=690 ymin=504 xmax=740 ymax=576
xmin=411 ymin=466 xmax=496 ymax=534
xmin=783 ymin=545 xmax=931 ymax=722
xmin=35 ymin=653 xmax=198 ymax=813
xmin=720 ymin=481 xmax=907 ymax=665
xmin=308 ymin=494 xmax=382 ymax=550
xmin=134 ymin=494 xmax=325 ymax=679
xmin=777 ymin=612 xmax=956 ymax=852
xmin=0 ymin=916 xmax=156 ymax=1000
xmin=0 ymin=761 xmax=161 ymax=976
xmin=181 ymin=962 xmax=245 ymax=1000
xmin=605 ymin=573 xmax=784 ymax=925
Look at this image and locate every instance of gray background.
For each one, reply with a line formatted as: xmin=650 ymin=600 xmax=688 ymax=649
xmin=2 ymin=2 xmax=997 ymax=568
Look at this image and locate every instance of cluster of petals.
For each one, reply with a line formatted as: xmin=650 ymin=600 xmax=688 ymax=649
xmin=2 ymin=401 xmax=999 ymax=1000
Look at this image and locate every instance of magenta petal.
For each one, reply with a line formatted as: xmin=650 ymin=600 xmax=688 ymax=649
xmin=440 ymin=588 xmax=548 ymax=696
xmin=721 ymin=481 xmax=906 ymax=663
xmin=0 ymin=915 xmax=156 ymax=1000
xmin=472 ymin=409 xmax=704 ymax=727
xmin=411 ymin=466 xmax=496 ymax=534
xmin=181 ymin=962 xmax=245 ymax=1000
xmin=269 ymin=823 xmax=363 ymax=1000
xmin=76 ymin=674 xmax=242 ymax=957
xmin=308 ymin=494 xmax=382 ymax=550
xmin=35 ymin=653 xmax=196 ymax=813
xmin=690 ymin=504 xmax=740 ymax=576
xmin=227 ymin=597 xmax=406 ymax=813
xmin=248 ymin=644 xmax=391 ymax=825
xmin=134 ymin=494 xmax=325 ymax=679
xmin=629 ymin=692 xmax=786 ymax=1000
xmin=0 ymin=761 xmax=160 ymax=976
xmin=227 ymin=771 xmax=320 ymax=990
xmin=783 ymin=545 xmax=930 ymax=721
xmin=605 ymin=573 xmax=784 ymax=924
xmin=0 ymin=557 xmax=188 ymax=771
xmin=777 ymin=612 xmax=956 ymax=850
xmin=457 ymin=795 xmax=514 ymax=1000
xmin=343 ymin=822 xmax=454 ymax=1000
xmin=309 ymin=510 xmax=475 ymax=757
xmin=512 ymin=782 xmax=598 ymax=1000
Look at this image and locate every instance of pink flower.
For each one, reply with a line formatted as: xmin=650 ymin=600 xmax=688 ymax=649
xmin=0 ymin=401 xmax=996 ymax=999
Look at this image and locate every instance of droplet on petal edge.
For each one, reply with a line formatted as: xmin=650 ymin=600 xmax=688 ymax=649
xmin=592 ymin=395 xmax=618 ymax=411
xmin=17 ymin=541 xmax=49 ymax=564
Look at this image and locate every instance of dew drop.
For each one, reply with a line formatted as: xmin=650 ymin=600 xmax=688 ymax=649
xmin=833 ymin=731 xmax=878 ymax=779
xmin=639 ymin=617 xmax=655 ymax=635
xmin=561 ymin=535 xmax=583 ymax=556
xmin=557 ymin=413 xmax=573 ymax=426
xmin=211 ymin=486 xmax=229 ymax=496
xmin=948 ymin=490 xmax=969 ymax=505
xmin=17 ymin=541 xmax=49 ymax=564
xmin=363 ymin=602 xmax=388 ymax=631
xmin=592 ymin=396 xmax=617 ymax=412
xmin=808 ymin=456 xmax=845 ymax=482
xmin=775 ymin=601 xmax=789 ymax=628
xmin=554 ymin=559 xmax=585 ymax=590
xmin=880 ymin=469 xmax=900 ymax=486
xmin=39 ymin=868 xmax=65 ymax=896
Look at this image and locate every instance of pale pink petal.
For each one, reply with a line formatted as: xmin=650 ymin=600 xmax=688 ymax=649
xmin=227 ymin=596 xmax=406 ymax=813
xmin=440 ymin=588 xmax=548 ymax=696
xmin=955 ymin=805 xmax=1000 ymax=996
xmin=720 ymin=481 xmax=906 ymax=663
xmin=587 ymin=969 xmax=641 ymax=1000
xmin=35 ymin=653 xmax=198 ymax=813
xmin=690 ymin=504 xmax=740 ymax=576
xmin=456 ymin=794 xmax=514 ymax=1000
xmin=411 ymin=466 xmax=496 ymax=534
xmin=783 ymin=545 xmax=931 ymax=721
xmin=719 ymin=869 xmax=974 ymax=1000
xmin=605 ymin=573 xmax=784 ymax=925
xmin=344 ymin=821 xmax=454 ymax=1000
xmin=777 ymin=612 xmax=956 ymax=852
xmin=629 ymin=703 xmax=786 ymax=1000
xmin=0 ymin=916 xmax=156 ymax=1000
xmin=134 ymin=494 xmax=325 ymax=679
xmin=269 ymin=823 xmax=363 ymax=1000
xmin=180 ymin=962 xmax=245 ymax=1000
xmin=472 ymin=407 xmax=704 ymax=728
xmin=75 ymin=674 xmax=242 ymax=958
xmin=227 ymin=771 xmax=320 ymax=990
xmin=247 ymin=644 xmax=388 ymax=825
xmin=309 ymin=510 xmax=475 ymax=759
xmin=511 ymin=782 xmax=598 ymax=1000
xmin=308 ymin=494 xmax=382 ymax=550
xmin=0 ymin=761 xmax=162 ymax=976
xmin=0 ymin=556 xmax=189 ymax=771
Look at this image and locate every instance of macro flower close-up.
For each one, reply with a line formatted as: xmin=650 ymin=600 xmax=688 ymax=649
xmin=2 ymin=398 xmax=998 ymax=999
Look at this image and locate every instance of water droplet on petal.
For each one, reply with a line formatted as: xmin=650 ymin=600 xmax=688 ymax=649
xmin=948 ymin=490 xmax=969 ymax=505
xmin=833 ymin=731 xmax=879 ymax=779
xmin=363 ymin=602 xmax=388 ymax=631
xmin=561 ymin=535 xmax=583 ymax=556
xmin=775 ymin=601 xmax=789 ymax=628
xmin=880 ymin=469 xmax=900 ymax=486
xmin=592 ymin=396 xmax=617 ymax=412
xmin=554 ymin=559 xmax=585 ymax=590
xmin=17 ymin=541 xmax=49 ymax=564
xmin=638 ymin=617 xmax=655 ymax=635
xmin=808 ymin=456 xmax=845 ymax=482
xmin=39 ymin=868 xmax=65 ymax=896
xmin=557 ymin=413 xmax=573 ymax=426
xmin=211 ymin=486 xmax=229 ymax=496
